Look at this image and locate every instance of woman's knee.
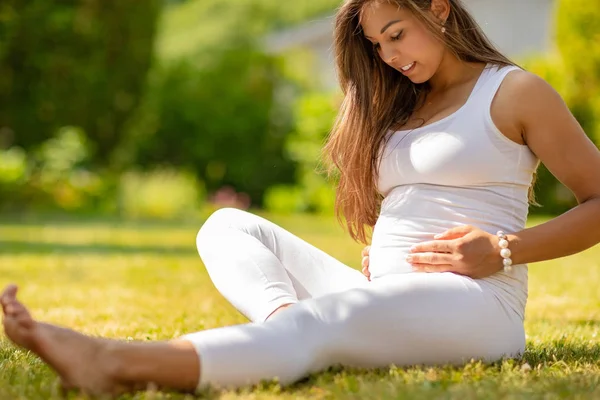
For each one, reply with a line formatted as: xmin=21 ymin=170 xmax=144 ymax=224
xmin=197 ymin=208 xmax=241 ymax=247
xmin=196 ymin=207 xmax=267 ymax=255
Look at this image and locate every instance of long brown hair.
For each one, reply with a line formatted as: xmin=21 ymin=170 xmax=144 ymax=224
xmin=323 ymin=0 xmax=534 ymax=244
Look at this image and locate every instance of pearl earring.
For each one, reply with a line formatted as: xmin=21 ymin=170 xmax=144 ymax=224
xmin=441 ymin=26 xmax=446 ymax=33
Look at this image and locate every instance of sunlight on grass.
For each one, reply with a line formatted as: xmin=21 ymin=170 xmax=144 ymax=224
xmin=0 ymin=212 xmax=598 ymax=399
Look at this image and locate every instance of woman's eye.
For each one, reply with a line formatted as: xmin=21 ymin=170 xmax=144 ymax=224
xmin=391 ymin=31 xmax=403 ymax=41
xmin=371 ymin=30 xmax=402 ymax=50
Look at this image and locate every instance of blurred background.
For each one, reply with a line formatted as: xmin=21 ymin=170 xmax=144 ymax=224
xmin=0 ymin=0 xmax=598 ymax=223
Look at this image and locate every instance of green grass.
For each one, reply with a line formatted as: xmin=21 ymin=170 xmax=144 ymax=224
xmin=0 ymin=212 xmax=599 ymax=399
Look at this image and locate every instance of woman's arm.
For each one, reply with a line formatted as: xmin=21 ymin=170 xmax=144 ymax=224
xmin=503 ymin=71 xmax=600 ymax=264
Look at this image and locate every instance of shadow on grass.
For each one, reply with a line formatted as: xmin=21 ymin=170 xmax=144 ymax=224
xmin=198 ymin=339 xmax=600 ymax=398
xmin=0 ymin=240 xmax=197 ymax=255
xmin=289 ymin=340 xmax=600 ymax=388
xmin=0 ymin=213 xmax=205 ymax=230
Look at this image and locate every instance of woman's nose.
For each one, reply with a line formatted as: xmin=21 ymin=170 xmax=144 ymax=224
xmin=380 ymin=45 xmax=398 ymax=65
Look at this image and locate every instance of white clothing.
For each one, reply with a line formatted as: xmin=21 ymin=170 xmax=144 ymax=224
xmin=186 ymin=208 xmax=524 ymax=389
xmin=183 ymin=64 xmax=536 ymax=390
xmin=372 ymin=64 xmax=539 ymax=318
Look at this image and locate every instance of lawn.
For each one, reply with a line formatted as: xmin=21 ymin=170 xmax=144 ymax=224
xmin=0 ymin=212 xmax=599 ymax=399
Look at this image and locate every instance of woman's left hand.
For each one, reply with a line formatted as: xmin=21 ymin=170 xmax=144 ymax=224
xmin=406 ymin=225 xmax=504 ymax=279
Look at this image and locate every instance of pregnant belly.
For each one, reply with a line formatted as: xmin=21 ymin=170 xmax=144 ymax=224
xmin=369 ymin=184 xmax=526 ymax=279
xmin=367 ymin=212 xmax=462 ymax=279
xmin=368 ymin=215 xmax=426 ymax=279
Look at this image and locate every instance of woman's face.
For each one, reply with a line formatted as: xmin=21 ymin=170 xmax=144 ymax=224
xmin=360 ymin=1 xmax=446 ymax=84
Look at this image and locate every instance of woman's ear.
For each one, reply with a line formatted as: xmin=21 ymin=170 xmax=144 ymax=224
xmin=430 ymin=0 xmax=451 ymax=23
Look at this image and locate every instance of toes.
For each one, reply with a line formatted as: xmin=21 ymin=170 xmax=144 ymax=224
xmin=4 ymin=299 xmax=25 ymax=316
xmin=5 ymin=304 xmax=15 ymax=315
xmin=1 ymin=289 xmax=34 ymax=329
xmin=15 ymin=312 xmax=34 ymax=329
xmin=0 ymin=285 xmax=18 ymax=307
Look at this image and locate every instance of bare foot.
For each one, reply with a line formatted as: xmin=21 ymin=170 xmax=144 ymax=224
xmin=1 ymin=285 xmax=124 ymax=396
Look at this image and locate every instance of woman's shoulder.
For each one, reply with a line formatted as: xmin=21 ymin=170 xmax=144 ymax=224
xmin=490 ymin=68 xmax=560 ymax=145
xmin=497 ymin=67 xmax=553 ymax=98
xmin=497 ymin=67 xmax=557 ymax=104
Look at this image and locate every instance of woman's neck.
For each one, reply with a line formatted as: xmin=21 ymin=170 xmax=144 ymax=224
xmin=428 ymin=54 xmax=485 ymax=93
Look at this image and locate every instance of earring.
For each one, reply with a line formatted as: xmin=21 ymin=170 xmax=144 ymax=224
xmin=441 ymin=26 xmax=446 ymax=33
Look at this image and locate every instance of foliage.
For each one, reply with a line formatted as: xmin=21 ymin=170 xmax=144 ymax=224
xmin=263 ymin=185 xmax=307 ymax=214
xmin=121 ymin=46 xmax=297 ymax=206
xmin=554 ymin=0 xmax=600 ymax=144
xmin=0 ymin=0 xmax=345 ymax=212
xmin=0 ymin=0 xmax=161 ymax=164
xmin=0 ymin=147 xmax=27 ymax=186
xmin=2 ymin=0 xmax=599 ymax=217
xmin=0 ymin=129 xmax=208 ymax=220
xmin=117 ymin=168 xmax=205 ymax=220
xmin=131 ymin=0 xmax=343 ymax=207
xmin=0 ymin=128 xmax=107 ymax=213
xmin=156 ymin=0 xmax=341 ymax=60
xmin=265 ymin=91 xmax=340 ymax=214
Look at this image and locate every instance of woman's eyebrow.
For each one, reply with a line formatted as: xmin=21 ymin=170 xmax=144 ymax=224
xmin=380 ymin=19 xmax=402 ymax=34
xmin=364 ymin=19 xmax=402 ymax=39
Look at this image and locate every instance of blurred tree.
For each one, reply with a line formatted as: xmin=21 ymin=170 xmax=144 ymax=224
xmin=120 ymin=45 xmax=297 ymax=205
xmin=120 ymin=0 xmax=342 ymax=205
xmin=283 ymin=91 xmax=340 ymax=214
xmin=156 ymin=0 xmax=341 ymax=60
xmin=554 ymin=0 xmax=600 ymax=144
xmin=0 ymin=0 xmax=161 ymax=164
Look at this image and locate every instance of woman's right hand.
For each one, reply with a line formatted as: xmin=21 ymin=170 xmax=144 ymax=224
xmin=361 ymin=245 xmax=371 ymax=281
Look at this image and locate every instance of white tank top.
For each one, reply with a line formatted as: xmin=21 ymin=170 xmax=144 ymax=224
xmin=369 ymin=64 xmax=539 ymax=319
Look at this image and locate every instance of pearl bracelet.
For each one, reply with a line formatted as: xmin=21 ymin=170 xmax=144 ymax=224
xmin=496 ymin=231 xmax=513 ymax=273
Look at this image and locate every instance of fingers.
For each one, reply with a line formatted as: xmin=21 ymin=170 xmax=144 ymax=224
xmin=434 ymin=225 xmax=473 ymax=240
xmin=361 ymin=246 xmax=371 ymax=280
xmin=410 ymin=240 xmax=455 ymax=254
xmin=361 ymin=245 xmax=371 ymax=258
xmin=361 ymin=257 xmax=370 ymax=280
xmin=411 ymin=263 xmax=455 ymax=273
xmin=407 ymin=252 xmax=454 ymax=265
xmin=361 ymin=266 xmax=371 ymax=281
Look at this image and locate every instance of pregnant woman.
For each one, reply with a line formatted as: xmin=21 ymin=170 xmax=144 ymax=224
xmin=3 ymin=0 xmax=600 ymax=396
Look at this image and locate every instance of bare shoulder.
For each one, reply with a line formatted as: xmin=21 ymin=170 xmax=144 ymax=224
xmin=499 ymin=68 xmax=548 ymax=92
xmin=500 ymin=69 xmax=563 ymax=107
xmin=491 ymin=68 xmax=562 ymax=146
xmin=499 ymin=69 xmax=600 ymax=204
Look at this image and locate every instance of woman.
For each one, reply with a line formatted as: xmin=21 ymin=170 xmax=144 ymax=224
xmin=2 ymin=0 xmax=600 ymax=396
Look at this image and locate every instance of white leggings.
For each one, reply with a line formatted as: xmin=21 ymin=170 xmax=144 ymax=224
xmin=183 ymin=208 xmax=525 ymax=390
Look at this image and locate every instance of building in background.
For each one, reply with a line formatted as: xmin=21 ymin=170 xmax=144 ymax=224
xmin=263 ymin=0 xmax=555 ymax=89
